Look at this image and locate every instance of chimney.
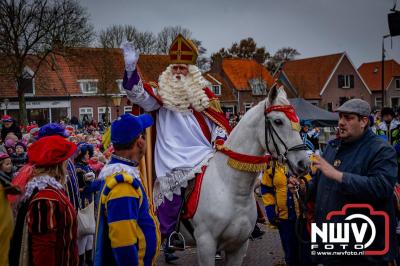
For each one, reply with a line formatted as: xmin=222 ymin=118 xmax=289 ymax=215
xmin=211 ymin=55 xmax=223 ymax=74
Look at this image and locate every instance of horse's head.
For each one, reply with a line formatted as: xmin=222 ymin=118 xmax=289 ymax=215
xmin=257 ymin=86 xmax=309 ymax=175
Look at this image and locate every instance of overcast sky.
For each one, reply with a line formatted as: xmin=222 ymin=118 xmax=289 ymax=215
xmin=80 ymin=0 xmax=400 ymax=67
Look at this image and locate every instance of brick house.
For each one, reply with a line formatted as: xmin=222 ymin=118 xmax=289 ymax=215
xmin=358 ymin=60 xmax=400 ymax=110
xmin=281 ymin=52 xmax=372 ymax=111
xmin=0 ymin=54 xmax=73 ymax=125
xmin=0 ymin=48 xmax=170 ymax=125
xmin=64 ymin=48 xmax=170 ymax=125
xmin=206 ymin=58 xmax=278 ymax=114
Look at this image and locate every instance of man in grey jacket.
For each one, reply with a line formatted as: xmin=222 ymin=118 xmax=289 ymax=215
xmin=290 ymin=99 xmax=398 ymax=265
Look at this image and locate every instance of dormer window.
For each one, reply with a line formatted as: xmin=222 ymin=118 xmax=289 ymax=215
xmin=249 ymin=78 xmax=267 ymax=96
xmin=78 ymin=79 xmax=98 ymax=94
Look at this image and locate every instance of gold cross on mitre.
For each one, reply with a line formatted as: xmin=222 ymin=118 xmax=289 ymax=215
xmin=169 ymin=34 xmax=199 ymax=65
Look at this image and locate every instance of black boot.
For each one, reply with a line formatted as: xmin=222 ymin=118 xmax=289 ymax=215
xmin=163 ymin=243 xmax=179 ymax=263
xmin=85 ymin=250 xmax=93 ymax=266
xmin=79 ymin=254 xmax=85 ymax=266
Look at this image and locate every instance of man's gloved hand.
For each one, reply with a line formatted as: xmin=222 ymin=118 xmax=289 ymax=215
xmin=121 ymin=41 xmax=139 ymax=72
xmin=84 ymin=172 xmax=95 ymax=182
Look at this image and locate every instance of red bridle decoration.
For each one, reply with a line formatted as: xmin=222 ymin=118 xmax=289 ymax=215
xmin=215 ymin=105 xmax=300 ymax=172
xmin=266 ymin=105 xmax=301 ymax=131
xmin=266 ymin=105 xmax=299 ymax=123
xmin=215 ymin=139 xmax=271 ymax=172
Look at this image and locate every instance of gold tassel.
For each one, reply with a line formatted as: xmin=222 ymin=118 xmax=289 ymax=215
xmin=291 ymin=121 xmax=301 ymax=132
xmin=227 ymin=158 xmax=268 ymax=172
xmin=148 ymin=81 xmax=159 ymax=89
xmin=208 ymin=99 xmax=223 ymax=113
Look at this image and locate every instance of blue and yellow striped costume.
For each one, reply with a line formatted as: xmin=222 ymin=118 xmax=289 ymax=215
xmin=94 ymin=159 xmax=160 ymax=266
xmin=261 ymin=162 xmax=312 ymax=266
xmin=261 ymin=162 xmax=312 ymax=220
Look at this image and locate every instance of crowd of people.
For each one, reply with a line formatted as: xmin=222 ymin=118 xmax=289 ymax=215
xmin=0 ymin=115 xmax=115 ymax=266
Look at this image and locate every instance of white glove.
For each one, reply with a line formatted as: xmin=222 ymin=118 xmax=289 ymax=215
xmin=121 ymin=41 xmax=139 ymax=72
xmin=84 ymin=172 xmax=95 ymax=182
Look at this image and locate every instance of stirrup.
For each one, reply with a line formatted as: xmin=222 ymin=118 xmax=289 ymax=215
xmin=168 ymin=231 xmax=186 ymax=251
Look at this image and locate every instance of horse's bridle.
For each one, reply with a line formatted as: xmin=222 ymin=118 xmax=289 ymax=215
xmin=264 ymin=104 xmax=307 ymax=165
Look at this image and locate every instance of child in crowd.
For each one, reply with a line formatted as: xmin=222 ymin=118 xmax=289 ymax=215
xmin=0 ymin=152 xmax=15 ymax=182
xmin=11 ymin=142 xmax=28 ymax=171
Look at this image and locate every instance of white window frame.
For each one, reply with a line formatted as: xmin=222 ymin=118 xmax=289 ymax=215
xmin=78 ymin=79 xmax=98 ymax=94
xmin=212 ymin=85 xmax=221 ymax=96
xmin=98 ymin=107 xmax=112 ymax=123
xmin=22 ymin=66 xmax=35 ymax=96
xmin=124 ymin=106 xmax=132 ymax=114
xmin=343 ymin=75 xmax=351 ymax=88
xmin=244 ymin=103 xmax=253 ymax=113
xmin=79 ymin=107 xmax=93 ymax=121
xmin=375 ymin=97 xmax=382 ymax=108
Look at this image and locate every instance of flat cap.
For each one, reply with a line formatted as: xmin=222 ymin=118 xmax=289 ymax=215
xmin=336 ymin=99 xmax=371 ymax=117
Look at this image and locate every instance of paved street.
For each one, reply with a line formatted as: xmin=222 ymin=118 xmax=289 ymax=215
xmin=157 ymin=224 xmax=285 ymax=266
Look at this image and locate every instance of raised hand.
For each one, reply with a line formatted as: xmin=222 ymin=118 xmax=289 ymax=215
xmin=121 ymin=41 xmax=139 ymax=72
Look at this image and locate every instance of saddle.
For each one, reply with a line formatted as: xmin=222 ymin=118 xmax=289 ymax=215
xmin=182 ymin=165 xmax=207 ymax=220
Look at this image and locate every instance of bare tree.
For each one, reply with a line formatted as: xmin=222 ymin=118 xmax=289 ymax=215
xmin=0 ymin=0 xmax=94 ymax=125
xmin=266 ymin=47 xmax=300 ymax=73
xmin=155 ymin=26 xmax=192 ymax=54
xmin=134 ymin=31 xmax=157 ymax=54
xmin=98 ymin=25 xmax=128 ymax=48
xmin=98 ymin=25 xmax=157 ymax=54
xmin=95 ymin=48 xmax=119 ymax=125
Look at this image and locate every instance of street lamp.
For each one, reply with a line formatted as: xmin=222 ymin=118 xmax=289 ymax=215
xmin=112 ymin=94 xmax=123 ymax=120
xmin=3 ymin=98 xmax=9 ymax=115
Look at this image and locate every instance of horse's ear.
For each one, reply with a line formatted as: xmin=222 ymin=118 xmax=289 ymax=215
xmin=277 ymin=86 xmax=287 ymax=99
xmin=267 ymin=84 xmax=278 ymax=106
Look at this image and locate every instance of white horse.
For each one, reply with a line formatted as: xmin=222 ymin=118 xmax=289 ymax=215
xmin=191 ymin=86 xmax=309 ymax=266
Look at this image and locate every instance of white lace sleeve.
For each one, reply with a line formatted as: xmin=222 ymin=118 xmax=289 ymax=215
xmin=125 ymin=81 xmax=161 ymax=112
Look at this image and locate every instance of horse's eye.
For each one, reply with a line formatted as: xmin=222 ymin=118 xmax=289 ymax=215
xmin=274 ymin=119 xmax=283 ymax=126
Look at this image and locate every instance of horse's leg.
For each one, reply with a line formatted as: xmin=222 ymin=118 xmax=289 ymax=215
xmin=224 ymin=240 xmax=249 ymax=266
xmin=195 ymin=231 xmax=217 ymax=266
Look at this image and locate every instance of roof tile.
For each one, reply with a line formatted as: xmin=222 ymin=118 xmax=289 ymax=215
xmin=222 ymin=58 xmax=274 ymax=91
xmin=358 ymin=60 xmax=400 ymax=92
xmin=282 ymin=53 xmax=343 ymax=99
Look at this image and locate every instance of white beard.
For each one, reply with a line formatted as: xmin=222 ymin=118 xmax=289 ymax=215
xmin=158 ymin=65 xmax=210 ymax=113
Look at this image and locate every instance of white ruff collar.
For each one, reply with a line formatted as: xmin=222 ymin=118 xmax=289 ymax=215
xmin=98 ymin=163 xmax=141 ymax=181
xmin=24 ymin=175 xmax=64 ymax=199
